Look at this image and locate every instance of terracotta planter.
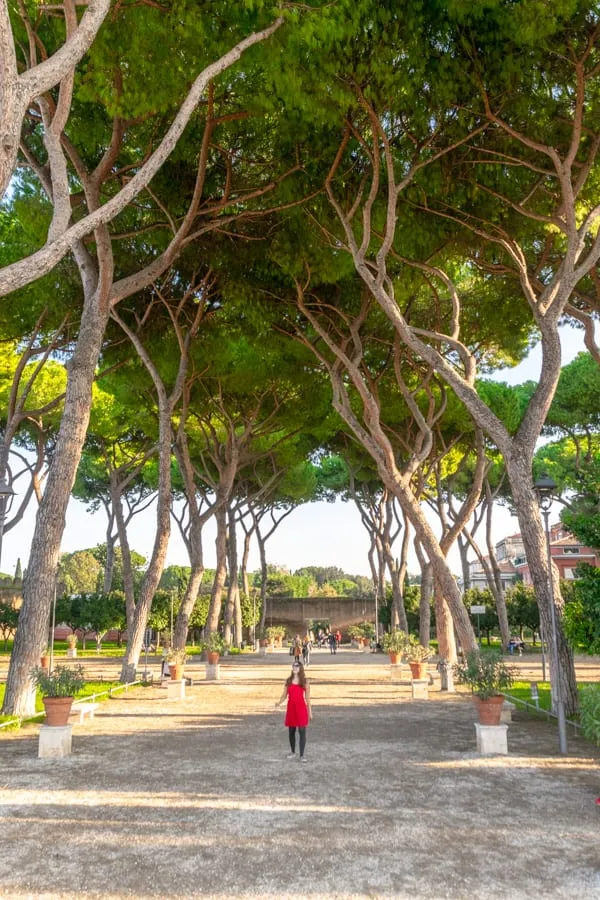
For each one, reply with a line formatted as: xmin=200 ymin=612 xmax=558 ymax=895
xmin=388 ymin=652 xmax=400 ymax=665
xmin=207 ymin=651 xmax=220 ymax=665
xmin=168 ymin=664 xmax=183 ymax=681
xmin=409 ymin=661 xmax=428 ymax=680
xmin=43 ymin=696 xmax=74 ymax=727
xmin=474 ymin=695 xmax=505 ymax=726
xmin=40 ymin=655 xmax=50 ymax=669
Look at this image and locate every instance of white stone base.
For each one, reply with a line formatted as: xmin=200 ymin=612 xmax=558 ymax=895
xmin=500 ymin=701 xmax=516 ymax=724
xmin=167 ymin=679 xmax=186 ymax=700
xmin=439 ymin=669 xmax=455 ymax=692
xmin=475 ymin=723 xmax=508 ymax=755
xmin=206 ymin=663 xmax=220 ymax=681
xmin=411 ymin=679 xmax=429 ymax=700
xmin=67 ymin=648 xmax=77 ymax=658
xmin=39 ymin=724 xmax=72 ymax=758
xmin=390 ymin=664 xmax=404 ymax=682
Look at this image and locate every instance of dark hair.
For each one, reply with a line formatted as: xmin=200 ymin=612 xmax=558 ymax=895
xmin=286 ymin=662 xmax=307 ymax=688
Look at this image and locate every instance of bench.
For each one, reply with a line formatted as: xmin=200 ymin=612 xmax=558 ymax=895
xmin=71 ymin=701 xmax=100 ymax=724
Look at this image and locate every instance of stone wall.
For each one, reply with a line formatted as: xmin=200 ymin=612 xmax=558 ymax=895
xmin=266 ymin=596 xmax=376 ymax=639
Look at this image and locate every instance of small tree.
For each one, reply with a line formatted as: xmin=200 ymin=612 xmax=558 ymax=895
xmin=0 ymin=604 xmax=19 ymax=649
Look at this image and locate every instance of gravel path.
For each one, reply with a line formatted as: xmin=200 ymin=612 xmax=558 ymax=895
xmin=0 ymin=649 xmax=599 ymax=899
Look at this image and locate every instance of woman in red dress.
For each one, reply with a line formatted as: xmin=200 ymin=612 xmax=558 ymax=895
xmin=276 ymin=661 xmax=312 ymax=762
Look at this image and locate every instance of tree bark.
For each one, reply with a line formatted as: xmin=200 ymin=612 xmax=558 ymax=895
xmin=2 ymin=286 xmax=110 ymax=715
xmin=206 ymin=506 xmax=228 ymax=634
xmin=120 ymin=401 xmax=172 ymax=683
xmin=223 ymin=505 xmax=240 ymax=646
xmin=505 ymin=453 xmax=578 ymax=715
xmin=414 ymin=539 xmax=432 ymax=648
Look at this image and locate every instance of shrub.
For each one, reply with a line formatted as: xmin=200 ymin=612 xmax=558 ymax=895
xmin=580 ymin=684 xmax=600 ymax=745
xmin=32 ymin=664 xmax=85 ymax=698
xmin=454 ymin=651 xmax=513 ymax=700
xmin=382 ymin=630 xmax=409 ymax=654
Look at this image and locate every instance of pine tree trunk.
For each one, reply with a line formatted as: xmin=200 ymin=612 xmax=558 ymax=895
xmin=173 ymin=564 xmax=205 ymax=650
xmin=224 ymin=506 xmax=239 ymax=646
xmin=457 ymin=534 xmax=470 ymax=592
xmin=112 ymin=481 xmax=136 ymax=626
xmin=206 ymin=506 xmax=228 ymax=634
xmin=258 ymin=529 xmax=268 ymax=632
xmin=2 ymin=291 xmax=110 ymax=716
xmin=505 ymin=454 xmax=578 ymax=715
xmin=434 ymin=584 xmax=457 ymax=663
xmin=415 ymin=540 xmax=432 ymax=648
xmin=120 ymin=403 xmax=172 ymax=682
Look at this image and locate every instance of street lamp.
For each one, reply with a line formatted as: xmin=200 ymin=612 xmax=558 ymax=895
xmin=534 ymin=473 xmax=568 ymax=755
xmin=0 ymin=475 xmax=16 ymax=571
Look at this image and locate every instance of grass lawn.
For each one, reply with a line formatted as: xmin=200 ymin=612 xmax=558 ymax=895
xmin=504 ymin=680 xmax=591 ymax=719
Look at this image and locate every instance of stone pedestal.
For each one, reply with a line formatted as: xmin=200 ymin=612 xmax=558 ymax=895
xmin=390 ymin=664 xmax=404 ymax=682
xmin=475 ymin=723 xmax=508 ymax=755
xmin=166 ymin=679 xmax=186 ymax=700
xmin=411 ymin=679 xmax=429 ymax=700
xmin=67 ymin=648 xmax=77 ymax=659
xmin=500 ymin=701 xmax=516 ymax=724
xmin=439 ymin=666 xmax=455 ymax=693
xmin=38 ymin=725 xmax=72 ymax=758
xmin=206 ymin=663 xmax=220 ymax=681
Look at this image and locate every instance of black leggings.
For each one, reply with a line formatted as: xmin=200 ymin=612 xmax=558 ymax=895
xmin=288 ymin=726 xmax=306 ymax=757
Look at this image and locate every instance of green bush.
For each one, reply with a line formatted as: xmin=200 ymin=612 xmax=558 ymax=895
xmin=454 ymin=651 xmax=513 ymax=700
xmin=31 ymin=664 xmax=85 ymax=698
xmin=580 ymin=684 xmax=600 ymax=745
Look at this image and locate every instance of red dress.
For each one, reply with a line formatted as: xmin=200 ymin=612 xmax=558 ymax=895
xmin=284 ymin=683 xmax=309 ymax=727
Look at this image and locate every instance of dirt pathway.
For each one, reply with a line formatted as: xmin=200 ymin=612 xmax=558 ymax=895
xmin=0 ymin=649 xmax=599 ymax=899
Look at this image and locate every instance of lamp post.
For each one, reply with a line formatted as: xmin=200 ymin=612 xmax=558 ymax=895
xmin=0 ymin=475 xmax=16 ymax=571
xmin=534 ymin=473 xmax=568 ymax=755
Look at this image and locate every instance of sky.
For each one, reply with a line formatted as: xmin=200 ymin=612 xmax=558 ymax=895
xmin=0 ymin=323 xmax=590 ymax=581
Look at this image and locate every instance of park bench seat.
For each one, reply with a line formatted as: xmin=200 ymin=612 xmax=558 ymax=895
xmin=71 ymin=701 xmax=100 ymax=724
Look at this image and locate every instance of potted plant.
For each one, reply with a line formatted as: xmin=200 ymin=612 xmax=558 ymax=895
xmin=40 ymin=648 xmax=51 ymax=669
xmin=265 ymin=625 xmax=285 ymax=649
xmin=348 ymin=622 xmax=375 ymax=648
xmin=166 ymin=647 xmax=188 ymax=680
xmin=404 ymin=635 xmax=433 ymax=680
xmin=32 ymin=664 xmax=85 ymax=726
xmin=202 ymin=633 xmax=226 ymax=665
xmin=66 ymin=633 xmax=78 ymax=658
xmin=382 ymin=630 xmax=409 ymax=664
xmin=454 ymin=651 xmax=514 ymax=725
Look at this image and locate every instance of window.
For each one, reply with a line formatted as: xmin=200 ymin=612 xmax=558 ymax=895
xmin=563 ymin=568 xmax=576 ymax=580
xmin=562 ymin=547 xmax=580 ymax=555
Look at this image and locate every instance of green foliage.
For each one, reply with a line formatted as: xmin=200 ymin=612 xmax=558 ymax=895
xmin=579 ymin=684 xmax=600 ymax=745
xmin=562 ymin=566 xmax=600 ymax=653
xmin=201 ymin=632 xmax=226 ymax=654
xmin=32 ymin=665 xmax=85 ymax=698
xmin=454 ymin=651 xmax=514 ymax=700
xmin=0 ymin=604 xmax=19 ymax=649
xmin=382 ymin=630 xmax=409 ymax=654
xmin=506 ymin=583 xmax=540 ymax=635
xmin=348 ymin=621 xmax=375 ymax=640
xmin=404 ymin=635 xmax=433 ymax=662
xmin=57 ymin=551 xmax=103 ymax=596
xmin=147 ymin=590 xmax=175 ymax=633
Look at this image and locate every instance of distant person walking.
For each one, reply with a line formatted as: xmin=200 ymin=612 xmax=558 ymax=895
xmin=276 ymin=661 xmax=312 ymax=762
xmin=302 ymin=636 xmax=311 ymax=667
xmin=328 ymin=631 xmax=337 ymax=654
xmin=292 ymin=634 xmax=303 ymax=663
